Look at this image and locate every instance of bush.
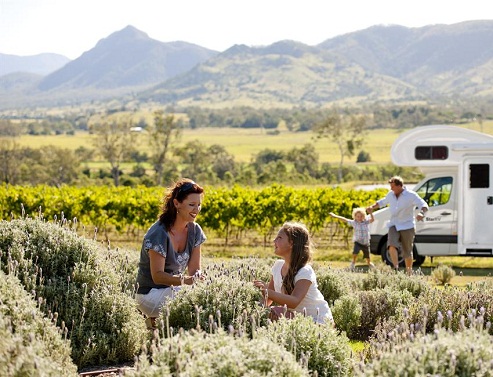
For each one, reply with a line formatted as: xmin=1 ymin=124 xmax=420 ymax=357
xmin=333 ymin=286 xmax=414 ymax=342
xmin=0 ymin=271 xmax=78 ymax=376
xmin=431 ymin=264 xmax=456 ymax=285
xmin=394 ymin=286 xmax=493 ymax=335
xmin=0 ymin=218 xmax=147 ymax=368
xmin=316 ymin=267 xmax=356 ymax=305
xmin=161 ymin=269 xmax=266 ymax=335
xmin=256 ymin=315 xmax=353 ymax=377
xmin=356 ymin=150 xmax=371 ymax=163
xmin=332 ymin=294 xmax=362 ymax=339
xmin=356 ymin=314 xmax=493 ymax=376
xmin=355 ymin=287 xmax=414 ymax=341
xmin=129 ymin=329 xmax=309 ymax=376
xmin=360 ymin=267 xmax=429 ymax=298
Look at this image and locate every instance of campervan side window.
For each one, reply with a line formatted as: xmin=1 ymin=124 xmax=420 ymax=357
xmin=470 ymin=164 xmax=489 ymax=188
xmin=415 ymin=177 xmax=453 ymax=207
xmin=415 ymin=146 xmax=448 ymax=160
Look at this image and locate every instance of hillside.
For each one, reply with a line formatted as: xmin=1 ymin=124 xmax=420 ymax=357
xmin=0 ymin=52 xmax=70 ymax=76
xmin=38 ymin=25 xmax=218 ymax=91
xmin=319 ymin=20 xmax=493 ymax=97
xmin=142 ymin=40 xmax=419 ymax=108
xmin=2 ymin=21 xmax=493 ymax=109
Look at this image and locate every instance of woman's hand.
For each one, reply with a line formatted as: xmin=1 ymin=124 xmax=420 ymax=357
xmin=192 ymin=269 xmax=205 ymax=283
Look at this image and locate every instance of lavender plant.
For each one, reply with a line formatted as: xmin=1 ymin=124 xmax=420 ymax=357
xmin=160 ymin=265 xmax=267 ymax=335
xmin=356 ymin=310 xmax=493 ymax=376
xmin=332 ymin=294 xmax=362 ymax=339
xmin=389 ymin=285 xmax=493 ymax=335
xmin=360 ymin=267 xmax=429 ymax=298
xmin=255 ymin=315 xmax=353 ymax=377
xmin=316 ymin=266 xmax=356 ymax=305
xmin=0 ymin=218 xmax=148 ymax=368
xmin=431 ymin=263 xmax=456 ymax=285
xmin=0 ymin=271 xmax=78 ymax=376
xmin=129 ymin=328 xmax=310 ymax=377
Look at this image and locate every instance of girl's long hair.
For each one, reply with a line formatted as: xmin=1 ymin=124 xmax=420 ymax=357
xmin=281 ymin=222 xmax=313 ymax=295
xmin=158 ymin=178 xmax=204 ymax=231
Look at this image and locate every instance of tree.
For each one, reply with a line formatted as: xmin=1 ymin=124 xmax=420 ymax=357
xmin=357 ymin=150 xmax=371 ymax=163
xmin=174 ymin=140 xmax=210 ymax=179
xmin=208 ymin=144 xmax=236 ymax=180
xmin=313 ymin=110 xmax=367 ymax=183
xmin=149 ymin=111 xmax=181 ymax=186
xmin=0 ymin=138 xmax=21 ymax=184
xmin=252 ymin=149 xmax=285 ymax=175
xmin=90 ymin=117 xmax=136 ymax=186
xmin=287 ymin=143 xmax=319 ymax=177
xmin=0 ymin=119 xmax=21 ymax=137
xmin=38 ymin=146 xmax=82 ymax=187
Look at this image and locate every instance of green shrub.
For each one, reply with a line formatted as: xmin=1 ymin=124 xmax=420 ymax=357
xmin=316 ymin=267 xmax=356 ymax=305
xmin=205 ymin=256 xmax=273 ymax=284
xmin=0 ymin=218 xmax=147 ymax=368
xmin=395 ymin=286 xmax=493 ymax=335
xmin=256 ymin=315 xmax=353 ymax=377
xmin=360 ymin=267 xmax=429 ymax=298
xmin=356 ymin=314 xmax=493 ymax=376
xmin=161 ymin=271 xmax=267 ymax=335
xmin=129 ymin=329 xmax=309 ymax=377
xmin=355 ymin=287 xmax=414 ymax=341
xmin=0 ymin=271 xmax=78 ymax=376
xmin=332 ymin=294 xmax=362 ymax=339
xmin=333 ymin=286 xmax=414 ymax=342
xmin=431 ymin=264 xmax=456 ymax=285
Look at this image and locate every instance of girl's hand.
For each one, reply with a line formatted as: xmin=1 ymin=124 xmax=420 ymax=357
xmin=253 ymin=280 xmax=267 ymax=290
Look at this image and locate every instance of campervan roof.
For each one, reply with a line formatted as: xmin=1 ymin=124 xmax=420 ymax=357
xmin=391 ymin=125 xmax=493 ymax=167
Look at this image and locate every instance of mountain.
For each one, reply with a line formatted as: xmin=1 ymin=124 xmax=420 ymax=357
xmin=38 ymin=25 xmax=218 ymax=92
xmin=318 ymin=20 xmax=493 ymax=96
xmin=143 ymin=20 xmax=493 ymax=107
xmin=0 ymin=53 xmax=70 ymax=76
xmin=142 ymin=40 xmax=418 ymax=107
xmin=2 ymin=21 xmax=493 ymax=109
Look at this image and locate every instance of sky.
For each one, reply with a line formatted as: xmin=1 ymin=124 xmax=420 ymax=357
xmin=1 ymin=0 xmax=493 ymax=60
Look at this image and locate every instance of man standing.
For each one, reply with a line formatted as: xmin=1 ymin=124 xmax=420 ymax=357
xmin=367 ymin=176 xmax=428 ymax=274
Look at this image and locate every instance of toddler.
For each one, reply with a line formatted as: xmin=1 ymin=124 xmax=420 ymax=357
xmin=330 ymin=207 xmax=375 ymax=270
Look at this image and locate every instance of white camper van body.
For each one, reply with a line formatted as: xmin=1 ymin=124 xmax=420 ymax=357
xmin=369 ymin=125 xmax=493 ymax=266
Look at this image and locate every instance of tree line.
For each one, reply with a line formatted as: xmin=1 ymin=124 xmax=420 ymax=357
xmin=3 ymin=100 xmax=487 ymax=187
xmin=0 ymin=108 xmax=422 ymax=187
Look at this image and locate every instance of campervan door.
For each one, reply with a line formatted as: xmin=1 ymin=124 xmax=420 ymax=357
xmin=413 ymin=173 xmax=456 ymax=255
xmin=460 ymin=157 xmax=493 ymax=255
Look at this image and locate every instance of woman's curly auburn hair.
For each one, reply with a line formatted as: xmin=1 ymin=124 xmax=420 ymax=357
xmin=158 ymin=178 xmax=204 ymax=231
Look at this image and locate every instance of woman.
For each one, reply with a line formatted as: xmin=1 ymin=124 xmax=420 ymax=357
xmin=253 ymin=221 xmax=333 ymax=324
xmin=135 ymin=178 xmax=206 ymax=325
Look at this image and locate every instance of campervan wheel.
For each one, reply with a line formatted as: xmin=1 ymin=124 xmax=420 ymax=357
xmin=380 ymin=241 xmax=425 ymax=267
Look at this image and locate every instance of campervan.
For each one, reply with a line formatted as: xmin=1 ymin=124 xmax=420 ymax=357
xmin=369 ymin=125 xmax=493 ymax=267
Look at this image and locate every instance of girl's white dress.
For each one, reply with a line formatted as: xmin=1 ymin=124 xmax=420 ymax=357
xmin=271 ymin=260 xmax=333 ymax=324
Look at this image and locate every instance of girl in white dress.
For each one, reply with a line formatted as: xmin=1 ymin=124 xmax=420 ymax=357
xmin=253 ymin=221 xmax=333 ymax=325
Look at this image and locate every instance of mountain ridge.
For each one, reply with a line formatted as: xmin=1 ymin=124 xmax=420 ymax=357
xmin=0 ymin=52 xmax=70 ymax=76
xmin=2 ymin=21 xmax=493 ymax=109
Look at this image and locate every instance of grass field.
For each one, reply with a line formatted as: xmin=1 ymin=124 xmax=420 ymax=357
xmin=13 ymin=122 xmax=493 ymax=165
